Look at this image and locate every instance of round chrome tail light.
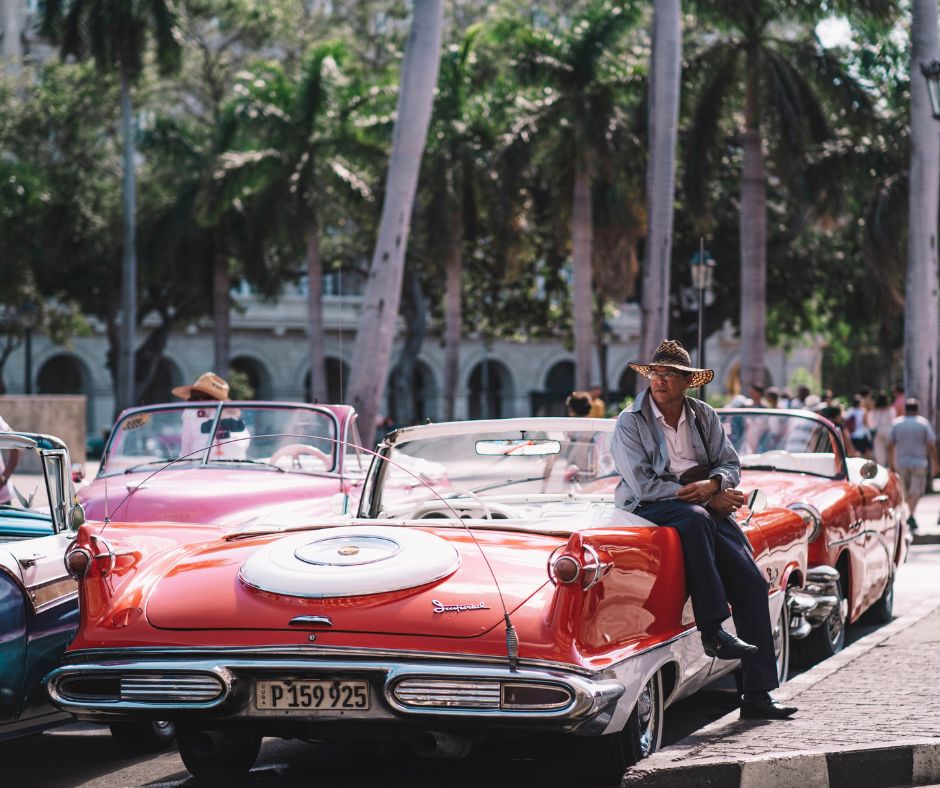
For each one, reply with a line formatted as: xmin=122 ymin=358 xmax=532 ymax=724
xmin=549 ymin=554 xmax=582 ymax=584
xmin=64 ymin=546 xmax=93 ymax=579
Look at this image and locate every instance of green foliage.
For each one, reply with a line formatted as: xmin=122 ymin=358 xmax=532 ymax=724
xmin=226 ymin=367 xmax=255 ymax=399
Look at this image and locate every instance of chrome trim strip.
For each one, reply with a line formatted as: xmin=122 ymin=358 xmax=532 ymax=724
xmin=289 ymin=616 xmax=334 ymax=627
xmin=47 ymin=658 xmax=623 ymax=727
xmin=828 ymin=530 xmax=879 ymax=548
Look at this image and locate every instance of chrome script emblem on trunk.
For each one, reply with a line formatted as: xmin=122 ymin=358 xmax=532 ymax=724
xmin=432 ymin=600 xmax=490 ymax=614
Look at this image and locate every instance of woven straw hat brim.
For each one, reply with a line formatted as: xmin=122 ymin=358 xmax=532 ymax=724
xmin=629 ymin=362 xmax=714 ymax=388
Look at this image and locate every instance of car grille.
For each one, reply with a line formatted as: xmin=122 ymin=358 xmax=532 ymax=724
xmin=392 ymin=679 xmax=502 ymax=709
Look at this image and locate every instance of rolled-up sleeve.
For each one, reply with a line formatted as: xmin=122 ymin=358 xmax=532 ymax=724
xmin=612 ymin=411 xmax=680 ymax=503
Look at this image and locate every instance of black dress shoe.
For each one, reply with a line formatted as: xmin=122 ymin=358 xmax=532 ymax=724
xmin=740 ymin=691 xmax=798 ymax=719
xmin=701 ymin=628 xmax=759 ymax=659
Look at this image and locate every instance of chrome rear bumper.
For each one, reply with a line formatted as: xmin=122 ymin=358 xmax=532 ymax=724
xmin=46 ymin=650 xmax=625 ymax=736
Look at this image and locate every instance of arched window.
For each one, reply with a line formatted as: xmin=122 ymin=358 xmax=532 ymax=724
xmin=37 ymin=354 xmax=87 ymax=395
xmin=304 ymin=358 xmax=350 ymax=404
xmin=531 ymin=360 xmax=575 ymax=417
xmin=138 ymin=357 xmax=182 ymax=405
xmin=468 ymin=360 xmax=512 ymax=420
xmin=231 ymin=356 xmax=271 ymax=400
xmin=388 ymin=360 xmax=437 ymax=426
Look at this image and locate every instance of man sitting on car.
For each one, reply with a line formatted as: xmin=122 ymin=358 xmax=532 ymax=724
xmin=611 ymin=340 xmax=797 ymax=721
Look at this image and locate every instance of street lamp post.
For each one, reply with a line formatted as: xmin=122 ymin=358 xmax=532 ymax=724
xmin=689 ymin=241 xmax=716 ymax=401
xmin=921 ymin=60 xmax=940 ymax=119
xmin=19 ymin=302 xmax=37 ymax=396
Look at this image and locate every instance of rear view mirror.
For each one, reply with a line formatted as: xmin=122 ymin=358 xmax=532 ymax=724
xmin=740 ymin=488 xmax=767 ymax=528
xmin=69 ymin=503 xmax=86 ymax=532
xmin=71 ymin=463 xmax=85 ymax=484
xmin=860 ymin=460 xmax=878 ymax=480
xmin=475 ymin=439 xmax=561 ymax=456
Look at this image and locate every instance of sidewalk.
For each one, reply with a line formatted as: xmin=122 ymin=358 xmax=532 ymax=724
xmin=622 ymin=597 xmax=940 ymax=787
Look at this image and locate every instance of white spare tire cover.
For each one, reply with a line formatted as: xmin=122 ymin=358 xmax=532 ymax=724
xmin=238 ymin=526 xmax=461 ymax=598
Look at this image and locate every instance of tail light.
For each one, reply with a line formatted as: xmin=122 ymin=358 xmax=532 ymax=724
xmin=548 ymin=544 xmax=611 ymax=589
xmin=64 ymin=546 xmax=92 ymax=579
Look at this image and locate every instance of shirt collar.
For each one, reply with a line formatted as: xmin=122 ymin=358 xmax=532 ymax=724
xmin=649 ymin=396 xmax=687 ymax=428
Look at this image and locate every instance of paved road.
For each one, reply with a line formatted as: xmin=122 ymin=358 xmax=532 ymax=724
xmin=5 ymin=545 xmax=937 ymax=788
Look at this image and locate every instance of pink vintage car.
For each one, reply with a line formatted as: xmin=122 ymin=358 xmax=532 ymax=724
xmin=79 ymin=402 xmax=368 ymax=525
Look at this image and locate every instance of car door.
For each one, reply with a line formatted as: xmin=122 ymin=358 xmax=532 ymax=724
xmin=856 ymin=479 xmax=892 ymax=611
xmin=2 ymin=530 xmax=78 ymax=727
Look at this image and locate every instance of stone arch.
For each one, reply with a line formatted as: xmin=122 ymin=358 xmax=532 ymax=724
xmin=304 ymin=357 xmax=350 ymax=404
xmin=231 ymin=355 xmax=273 ymax=400
xmin=139 ymin=357 xmax=184 ymax=405
xmin=467 ymin=358 xmax=513 ymax=419
xmin=532 ymin=359 xmax=575 ymax=417
xmin=37 ymin=352 xmax=91 ymax=396
xmin=387 ymin=358 xmax=438 ymax=426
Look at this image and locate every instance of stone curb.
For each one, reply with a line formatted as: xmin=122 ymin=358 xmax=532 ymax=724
xmin=622 ymin=596 xmax=940 ymax=788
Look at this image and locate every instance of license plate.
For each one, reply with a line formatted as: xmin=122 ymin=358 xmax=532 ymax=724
xmin=255 ymin=679 xmax=370 ymax=711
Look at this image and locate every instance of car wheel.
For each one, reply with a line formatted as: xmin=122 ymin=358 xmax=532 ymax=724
xmin=109 ymin=720 xmax=176 ymax=753
xmin=177 ymin=727 xmax=261 ymax=781
xmin=775 ymin=592 xmax=792 ymax=684
xmin=796 ymin=575 xmax=847 ymax=665
xmin=593 ymin=670 xmax=664 ymax=784
xmin=863 ymin=574 xmax=894 ymax=624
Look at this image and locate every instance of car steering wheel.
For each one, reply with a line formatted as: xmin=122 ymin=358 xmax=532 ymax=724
xmin=270 ymin=443 xmax=332 ymax=469
xmin=406 ymin=487 xmax=493 ymax=521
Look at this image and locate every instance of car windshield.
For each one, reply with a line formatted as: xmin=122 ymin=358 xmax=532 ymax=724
xmin=717 ymin=410 xmax=843 ymax=478
xmin=370 ymin=426 xmax=616 ymax=517
xmin=101 ymin=404 xmax=338 ymax=477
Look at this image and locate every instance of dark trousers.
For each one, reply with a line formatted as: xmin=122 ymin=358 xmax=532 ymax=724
xmin=634 ymin=499 xmax=779 ymax=692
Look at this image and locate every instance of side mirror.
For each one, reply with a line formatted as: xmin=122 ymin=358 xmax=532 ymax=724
xmin=747 ymin=488 xmax=767 ymax=514
xmin=740 ymin=488 xmax=767 ymax=528
xmin=71 ymin=463 xmax=85 ymax=484
xmin=860 ymin=460 xmax=879 ymax=480
xmin=69 ymin=503 xmax=86 ymax=532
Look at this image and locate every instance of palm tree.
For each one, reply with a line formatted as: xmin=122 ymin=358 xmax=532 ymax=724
xmin=906 ymin=0 xmax=940 ymax=427
xmin=417 ymin=28 xmax=498 ymax=421
xmin=224 ymin=45 xmax=374 ymax=403
xmin=40 ymin=0 xmax=181 ymax=412
xmin=638 ymin=0 xmax=682 ymax=372
xmin=503 ymin=1 xmax=642 ymax=391
xmin=684 ymin=0 xmax=887 ymax=391
xmin=347 ymin=0 xmax=444 ymax=448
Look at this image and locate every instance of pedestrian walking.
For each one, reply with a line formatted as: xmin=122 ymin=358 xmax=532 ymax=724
xmin=0 ymin=413 xmax=21 ymax=505
xmin=889 ymin=398 xmax=938 ymax=532
xmin=845 ymin=395 xmax=873 ymax=458
xmin=892 ymin=384 xmax=906 ymax=417
xmin=869 ymin=393 xmax=895 ymax=467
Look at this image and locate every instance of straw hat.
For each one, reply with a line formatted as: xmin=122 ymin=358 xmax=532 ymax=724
xmin=628 ymin=339 xmax=714 ymax=388
xmin=171 ymin=371 xmax=230 ymax=401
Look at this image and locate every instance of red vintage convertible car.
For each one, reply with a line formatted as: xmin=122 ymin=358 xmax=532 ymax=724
xmin=48 ymin=418 xmax=811 ymax=783
xmin=718 ymin=408 xmax=909 ymax=663
xmin=79 ymin=401 xmax=368 ymax=525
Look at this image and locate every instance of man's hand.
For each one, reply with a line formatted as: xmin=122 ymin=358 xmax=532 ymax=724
xmin=676 ymin=478 xmax=719 ymax=504
xmin=707 ymin=488 xmax=746 ymax=519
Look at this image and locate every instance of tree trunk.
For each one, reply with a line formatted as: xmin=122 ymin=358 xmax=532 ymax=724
xmin=306 ymin=226 xmax=328 ymax=403
xmin=572 ymin=166 xmax=593 ymax=391
xmin=638 ymin=0 xmax=681 ymax=384
xmin=738 ymin=47 xmax=767 ymax=391
xmin=391 ymin=264 xmax=428 ymax=427
xmin=443 ymin=208 xmax=463 ymax=421
xmin=347 ymin=0 xmax=443 ymax=448
xmin=212 ymin=252 xmax=230 ymax=377
xmin=118 ymin=66 xmax=138 ymax=412
xmin=907 ymin=0 xmax=940 ymax=430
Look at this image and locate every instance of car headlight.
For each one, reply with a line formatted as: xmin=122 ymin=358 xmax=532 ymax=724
xmin=788 ymin=503 xmax=822 ymax=543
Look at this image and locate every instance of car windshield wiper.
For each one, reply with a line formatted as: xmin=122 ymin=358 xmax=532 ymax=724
xmin=740 ymin=464 xmax=780 ymax=472
xmin=471 ymin=476 xmax=547 ymax=494
xmin=210 ymin=459 xmax=285 ymax=473
xmin=123 ymin=459 xmax=190 ymax=474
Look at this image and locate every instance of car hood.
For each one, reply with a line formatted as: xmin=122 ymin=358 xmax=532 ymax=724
xmin=740 ymin=469 xmax=844 ymax=509
xmin=144 ymin=522 xmax=561 ymax=638
xmin=79 ymin=467 xmax=342 ymax=525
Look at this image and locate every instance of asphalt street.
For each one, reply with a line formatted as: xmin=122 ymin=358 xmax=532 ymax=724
xmin=3 ymin=540 xmax=937 ymax=788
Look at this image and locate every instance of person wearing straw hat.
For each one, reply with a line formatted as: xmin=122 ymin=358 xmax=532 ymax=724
xmin=173 ymin=372 xmax=247 ymax=461
xmin=611 ymin=340 xmax=796 ymax=720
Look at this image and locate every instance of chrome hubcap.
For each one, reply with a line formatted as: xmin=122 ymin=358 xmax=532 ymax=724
xmin=636 ymin=678 xmax=658 ymax=756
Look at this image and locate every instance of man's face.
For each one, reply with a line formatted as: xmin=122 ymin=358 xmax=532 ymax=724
xmin=648 ymin=366 xmax=690 ymax=407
